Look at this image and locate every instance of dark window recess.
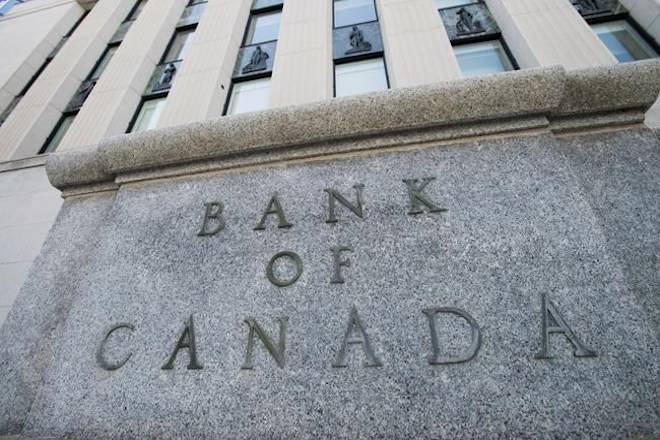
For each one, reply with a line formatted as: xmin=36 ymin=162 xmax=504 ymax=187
xmin=244 ymin=10 xmax=282 ymax=45
xmin=39 ymin=113 xmax=77 ymax=154
xmin=110 ymin=0 xmax=149 ymax=44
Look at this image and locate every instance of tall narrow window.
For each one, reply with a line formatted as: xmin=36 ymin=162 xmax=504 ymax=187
xmin=128 ymin=0 xmax=207 ymax=132
xmin=39 ymin=0 xmax=147 ymax=154
xmin=332 ymin=0 xmax=388 ymax=97
xmin=225 ymin=0 xmax=283 ymax=115
xmin=571 ymin=0 xmax=659 ymax=63
xmin=436 ymin=0 xmax=517 ymax=78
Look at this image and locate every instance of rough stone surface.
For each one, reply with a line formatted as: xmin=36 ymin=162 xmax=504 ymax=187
xmin=2 ymin=127 xmax=657 ymax=438
xmin=0 ymin=193 xmax=116 ymax=435
xmin=45 ymin=61 xmax=660 ymax=192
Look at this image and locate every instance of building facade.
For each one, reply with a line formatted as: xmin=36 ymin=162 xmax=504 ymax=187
xmin=0 ymin=0 xmax=659 ymax=438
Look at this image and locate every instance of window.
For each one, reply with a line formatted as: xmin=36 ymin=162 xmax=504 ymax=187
xmin=164 ymin=28 xmax=196 ymax=62
xmin=130 ymin=97 xmax=167 ymax=132
xmin=126 ymin=0 xmax=147 ymax=21
xmin=334 ymin=0 xmax=377 ymax=28
xmin=39 ymin=114 xmax=76 ymax=154
xmin=591 ymin=20 xmax=658 ymax=63
xmin=89 ymin=46 xmax=118 ymax=81
xmin=434 ymin=0 xmax=474 ymax=9
xmin=335 ymin=57 xmax=388 ymax=97
xmin=454 ymin=40 xmax=514 ymax=78
xmin=226 ymin=78 xmax=272 ymax=115
xmin=244 ymin=10 xmax=282 ymax=45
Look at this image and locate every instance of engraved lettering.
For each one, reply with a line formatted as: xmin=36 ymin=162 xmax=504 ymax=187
xmin=324 ymin=184 xmax=365 ymax=223
xmin=197 ymin=202 xmax=225 ymax=236
xmin=402 ymin=178 xmax=447 ymax=215
xmin=266 ymin=251 xmax=303 ymax=287
xmin=535 ymin=293 xmax=597 ymax=359
xmin=96 ymin=323 xmax=134 ymax=371
xmin=254 ymin=194 xmax=293 ymax=230
xmin=422 ymin=307 xmax=481 ymax=365
xmin=241 ymin=317 xmax=288 ymax=369
xmin=161 ymin=315 xmax=203 ymax=370
xmin=332 ymin=306 xmax=382 ymax=367
xmin=330 ymin=246 xmax=353 ymax=284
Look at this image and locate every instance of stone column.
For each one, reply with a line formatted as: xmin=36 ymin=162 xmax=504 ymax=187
xmin=0 ymin=0 xmax=134 ymax=160
xmin=269 ymin=0 xmax=333 ymax=108
xmin=376 ymin=0 xmax=461 ymax=88
xmin=0 ymin=0 xmax=84 ymax=116
xmin=57 ymin=0 xmax=187 ymax=150
xmin=157 ymin=0 xmax=252 ymax=128
xmin=484 ymin=0 xmax=617 ymax=69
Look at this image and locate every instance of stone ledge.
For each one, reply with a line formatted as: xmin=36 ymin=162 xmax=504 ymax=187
xmin=46 ymin=60 xmax=660 ymax=193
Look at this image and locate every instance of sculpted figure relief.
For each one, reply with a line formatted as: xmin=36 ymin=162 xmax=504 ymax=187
xmin=455 ymin=7 xmax=484 ymax=35
xmin=242 ymin=45 xmax=270 ymax=74
xmin=578 ymin=0 xmax=600 ymax=11
xmin=157 ymin=63 xmax=177 ymax=89
xmin=345 ymin=25 xmax=372 ymax=55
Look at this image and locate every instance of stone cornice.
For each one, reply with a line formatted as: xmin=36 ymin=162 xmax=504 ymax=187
xmin=46 ymin=60 xmax=660 ymax=195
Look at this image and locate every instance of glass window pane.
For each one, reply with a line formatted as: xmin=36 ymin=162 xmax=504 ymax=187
xmin=127 ymin=0 xmax=147 ymax=21
xmin=42 ymin=115 xmax=76 ymax=154
xmin=227 ymin=78 xmax=272 ymax=115
xmin=245 ymin=11 xmax=281 ymax=45
xmin=592 ymin=20 xmax=658 ymax=63
xmin=334 ymin=0 xmax=377 ymax=28
xmin=131 ymin=97 xmax=167 ymax=132
xmin=454 ymin=40 xmax=514 ymax=78
xmin=164 ymin=29 xmax=195 ymax=62
xmin=335 ymin=57 xmax=388 ymax=97
xmin=89 ymin=46 xmax=118 ymax=80
xmin=434 ymin=0 xmax=473 ymax=9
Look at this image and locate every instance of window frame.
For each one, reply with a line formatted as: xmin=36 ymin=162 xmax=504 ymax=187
xmin=223 ymin=76 xmax=273 ymax=116
xmin=332 ymin=0 xmax=379 ymax=29
xmin=451 ymin=31 xmax=519 ymax=76
xmin=126 ymin=94 xmax=169 ymax=133
xmin=39 ymin=112 xmax=78 ymax=155
xmin=434 ymin=0 xmax=478 ymax=10
xmin=241 ymin=8 xmax=283 ymax=47
xmin=586 ymin=14 xmax=660 ymax=61
xmin=125 ymin=0 xmax=147 ymax=23
xmin=333 ymin=53 xmax=390 ymax=98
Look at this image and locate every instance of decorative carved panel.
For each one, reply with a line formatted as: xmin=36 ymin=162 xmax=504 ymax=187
xmin=66 ymin=79 xmax=98 ymax=113
xmin=571 ymin=0 xmax=624 ymax=19
xmin=145 ymin=60 xmax=183 ymax=96
xmin=438 ymin=3 xmax=500 ymax=43
xmin=233 ymin=41 xmax=277 ymax=79
xmin=333 ymin=21 xmax=383 ymax=61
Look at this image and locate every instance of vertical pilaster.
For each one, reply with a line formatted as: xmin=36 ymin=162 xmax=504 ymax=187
xmin=376 ymin=0 xmax=461 ymax=88
xmin=484 ymin=0 xmax=617 ymax=69
xmin=0 ymin=0 xmax=134 ymax=160
xmin=0 ymin=0 xmax=84 ymax=115
xmin=269 ymin=0 xmax=333 ymax=107
xmin=58 ymin=0 xmax=187 ymax=150
xmin=157 ymin=0 xmax=252 ymax=128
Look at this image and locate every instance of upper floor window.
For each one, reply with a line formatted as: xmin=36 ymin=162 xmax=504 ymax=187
xmin=454 ymin=40 xmax=515 ymax=78
xmin=164 ymin=28 xmax=196 ymax=62
xmin=591 ymin=20 xmax=658 ymax=62
xmin=334 ymin=0 xmax=377 ymax=28
xmin=126 ymin=0 xmax=147 ymax=22
xmin=226 ymin=77 xmax=272 ymax=115
xmin=89 ymin=46 xmax=118 ymax=81
xmin=244 ymin=10 xmax=282 ymax=45
xmin=434 ymin=0 xmax=474 ymax=9
xmin=130 ymin=97 xmax=167 ymax=133
xmin=334 ymin=57 xmax=388 ymax=97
